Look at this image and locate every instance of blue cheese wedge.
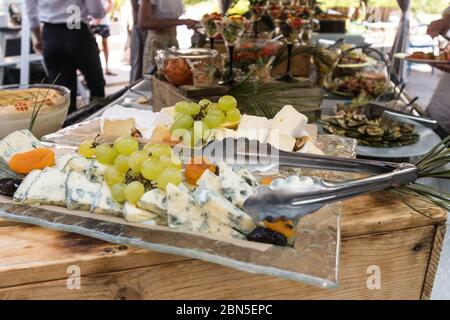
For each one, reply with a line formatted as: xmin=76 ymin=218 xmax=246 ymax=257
xmin=20 ymin=168 xmax=68 ymax=206
xmin=193 ymin=187 xmax=255 ymax=234
xmin=91 ymin=182 xmax=123 ymax=216
xmin=86 ymin=161 xmax=107 ymax=183
xmin=218 ymin=164 xmax=254 ymax=208
xmin=13 ymin=170 xmax=42 ymax=202
xmin=65 ymin=171 xmax=102 ymax=211
xmin=0 ymin=130 xmax=43 ymax=162
xmin=64 ymin=156 xmax=93 ymax=174
xmin=166 ymin=184 xmax=243 ymax=239
xmin=236 ymin=167 xmax=259 ymax=188
xmin=123 ymin=202 xmax=158 ymax=223
xmin=137 ymin=188 xmax=167 ymax=217
xmin=197 ymin=170 xmax=221 ymax=191
xmin=54 ymin=153 xmax=78 ymax=171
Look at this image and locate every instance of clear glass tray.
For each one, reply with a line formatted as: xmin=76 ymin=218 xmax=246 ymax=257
xmin=9 ymin=127 xmax=357 ymax=289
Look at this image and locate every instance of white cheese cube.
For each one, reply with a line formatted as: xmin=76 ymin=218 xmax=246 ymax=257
xmin=267 ymin=130 xmax=296 ymax=152
xmin=65 ymin=171 xmax=102 ymax=211
xmin=237 ymin=115 xmax=270 ymax=143
xmin=271 ymin=105 xmax=308 ymax=137
xmin=297 ymin=140 xmax=325 ymax=155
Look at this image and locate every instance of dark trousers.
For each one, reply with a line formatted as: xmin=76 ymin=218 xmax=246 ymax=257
xmin=42 ymin=22 xmax=106 ymax=113
xmin=129 ymin=26 xmax=147 ymax=83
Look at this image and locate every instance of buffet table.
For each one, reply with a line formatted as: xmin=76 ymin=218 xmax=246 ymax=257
xmin=0 ymin=192 xmax=446 ymax=300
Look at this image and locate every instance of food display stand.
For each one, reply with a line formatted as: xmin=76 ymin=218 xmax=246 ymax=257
xmin=0 ymin=193 xmax=445 ymax=300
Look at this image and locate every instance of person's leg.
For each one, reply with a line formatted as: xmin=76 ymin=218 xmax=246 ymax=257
xmin=69 ymin=24 xmax=106 ymax=101
xmin=102 ymin=36 xmax=110 ymax=71
xmin=427 ymin=72 xmax=450 ymax=134
xmin=41 ymin=24 xmax=78 ymax=113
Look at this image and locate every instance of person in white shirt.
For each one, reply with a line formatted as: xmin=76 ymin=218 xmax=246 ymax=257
xmin=138 ymin=0 xmax=198 ymax=74
xmin=25 ymin=0 xmax=106 ymax=113
xmin=426 ymin=7 xmax=450 ymax=134
xmin=91 ymin=0 xmax=117 ymax=76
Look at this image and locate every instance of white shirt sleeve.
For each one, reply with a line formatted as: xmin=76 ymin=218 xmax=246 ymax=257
xmin=24 ymin=0 xmax=40 ymax=29
xmin=84 ymin=0 xmax=106 ymax=19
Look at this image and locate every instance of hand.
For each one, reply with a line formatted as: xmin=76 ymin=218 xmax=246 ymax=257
xmin=427 ymin=17 xmax=450 ymax=38
xmin=434 ymin=63 xmax=450 ymax=73
xmin=183 ymin=19 xmax=199 ymax=30
xmin=33 ymin=41 xmax=43 ymax=53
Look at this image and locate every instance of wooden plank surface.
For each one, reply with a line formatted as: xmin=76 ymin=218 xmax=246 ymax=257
xmin=0 ymin=224 xmax=436 ymax=300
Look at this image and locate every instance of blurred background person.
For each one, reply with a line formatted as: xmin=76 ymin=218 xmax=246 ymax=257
xmin=25 ymin=0 xmax=106 ymax=113
xmin=427 ymin=8 xmax=450 ymax=134
xmin=138 ymin=0 xmax=198 ymax=75
xmin=91 ymin=0 xmax=117 ymax=76
xmin=130 ymin=0 xmax=147 ymax=82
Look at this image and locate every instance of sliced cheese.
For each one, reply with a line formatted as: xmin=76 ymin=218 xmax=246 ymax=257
xmin=271 ymin=105 xmax=308 ymax=137
xmin=0 ymin=129 xmax=43 ymax=162
xmin=13 ymin=170 xmax=42 ymax=202
xmin=237 ymin=115 xmax=270 ymax=143
xmin=65 ymin=171 xmax=102 ymax=210
xmin=137 ymin=188 xmax=167 ymax=217
xmin=194 ymin=187 xmax=255 ymax=234
xmin=21 ymin=168 xmax=67 ymax=206
xmin=267 ymin=130 xmax=296 ymax=152
xmin=123 ymin=202 xmax=158 ymax=223
xmin=91 ymin=182 xmax=123 ymax=216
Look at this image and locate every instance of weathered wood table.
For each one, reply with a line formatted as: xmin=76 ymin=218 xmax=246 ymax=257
xmin=0 ymin=192 xmax=446 ymax=300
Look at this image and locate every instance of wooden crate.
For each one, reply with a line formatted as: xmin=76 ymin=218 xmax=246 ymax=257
xmin=151 ymin=76 xmax=322 ymax=120
xmin=0 ymin=192 xmax=446 ymax=300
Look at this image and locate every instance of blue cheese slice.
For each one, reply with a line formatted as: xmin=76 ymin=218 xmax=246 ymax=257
xmin=197 ymin=170 xmax=221 ymax=191
xmin=64 ymin=156 xmax=93 ymax=174
xmin=65 ymin=171 xmax=102 ymax=210
xmin=86 ymin=161 xmax=107 ymax=183
xmin=166 ymin=184 xmax=243 ymax=239
xmin=0 ymin=130 xmax=43 ymax=162
xmin=20 ymin=168 xmax=67 ymax=206
xmin=193 ymin=187 xmax=255 ymax=234
xmin=91 ymin=182 xmax=123 ymax=216
xmin=236 ymin=168 xmax=259 ymax=188
xmin=218 ymin=164 xmax=254 ymax=208
xmin=123 ymin=202 xmax=158 ymax=223
xmin=13 ymin=170 xmax=42 ymax=202
xmin=137 ymin=188 xmax=167 ymax=216
xmin=54 ymin=153 xmax=78 ymax=171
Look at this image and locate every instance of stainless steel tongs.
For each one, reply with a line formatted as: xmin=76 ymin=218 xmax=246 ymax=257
xmin=196 ymin=138 xmax=419 ymax=221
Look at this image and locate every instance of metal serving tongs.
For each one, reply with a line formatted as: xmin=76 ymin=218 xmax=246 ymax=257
xmin=196 ymin=138 xmax=419 ymax=222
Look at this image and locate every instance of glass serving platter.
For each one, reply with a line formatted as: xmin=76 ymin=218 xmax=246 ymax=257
xmin=8 ymin=125 xmax=357 ymax=289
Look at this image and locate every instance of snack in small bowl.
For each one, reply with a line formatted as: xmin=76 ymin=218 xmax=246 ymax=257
xmin=0 ymin=84 xmax=70 ymax=139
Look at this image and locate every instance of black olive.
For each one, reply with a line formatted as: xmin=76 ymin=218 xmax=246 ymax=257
xmin=247 ymin=227 xmax=288 ymax=246
xmin=0 ymin=179 xmax=22 ymax=197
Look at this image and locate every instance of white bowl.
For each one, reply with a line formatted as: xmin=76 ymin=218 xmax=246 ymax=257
xmin=0 ymin=84 xmax=70 ymax=139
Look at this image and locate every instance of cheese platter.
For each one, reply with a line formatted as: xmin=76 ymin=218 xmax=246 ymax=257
xmin=0 ymin=124 xmax=354 ymax=288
